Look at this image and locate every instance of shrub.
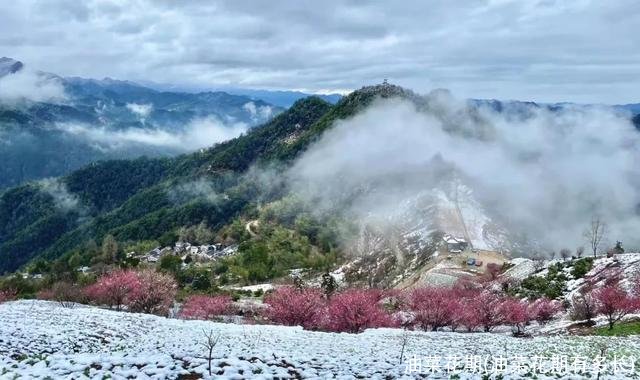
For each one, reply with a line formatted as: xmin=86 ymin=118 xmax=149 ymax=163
xmin=49 ymin=282 xmax=86 ymax=308
xmin=84 ymin=270 xmax=141 ymax=311
xmin=128 ymin=269 xmax=177 ymax=316
xmin=528 ymin=297 xmax=562 ymax=325
xmin=263 ymin=286 xmax=326 ymax=329
xmin=409 ymin=287 xmax=454 ymax=331
xmin=592 ymin=284 xmax=638 ymax=330
xmin=327 ymin=289 xmax=395 ymax=333
xmin=571 ymin=258 xmax=593 ymax=279
xmin=180 ymin=295 xmax=233 ymax=321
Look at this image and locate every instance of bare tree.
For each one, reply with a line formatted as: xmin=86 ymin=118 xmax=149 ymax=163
xmin=531 ymin=253 xmax=546 ymax=272
xmin=559 ymin=248 xmax=572 ymax=261
xmin=584 ymin=216 xmax=606 ymax=258
xmin=201 ymin=329 xmax=220 ymax=376
xmin=576 ymin=246 xmax=585 ymax=258
xmin=398 ymin=330 xmax=410 ymax=364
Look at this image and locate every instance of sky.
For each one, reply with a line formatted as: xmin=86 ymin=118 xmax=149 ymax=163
xmin=1 ymin=0 xmax=639 ymax=104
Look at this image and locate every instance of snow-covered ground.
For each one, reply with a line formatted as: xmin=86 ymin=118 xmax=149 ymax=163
xmin=1 ymin=301 xmax=639 ymax=379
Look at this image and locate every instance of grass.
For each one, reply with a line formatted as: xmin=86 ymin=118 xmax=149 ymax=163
xmin=594 ymin=321 xmax=640 ymax=336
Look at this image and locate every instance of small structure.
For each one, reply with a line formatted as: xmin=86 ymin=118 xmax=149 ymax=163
xmin=443 ymin=234 xmax=469 ymax=253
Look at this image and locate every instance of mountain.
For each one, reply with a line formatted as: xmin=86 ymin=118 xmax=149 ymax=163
xmin=140 ymin=81 xmax=343 ymax=108
xmin=0 ymin=84 xmax=406 ymax=274
xmin=225 ymin=88 xmax=343 ymax=108
xmin=1 ymin=83 xmax=638 ymax=291
xmin=0 ymin=57 xmax=23 ymax=77
xmin=0 ymin=59 xmax=284 ymax=189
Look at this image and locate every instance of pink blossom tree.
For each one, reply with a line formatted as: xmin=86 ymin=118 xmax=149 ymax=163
xmin=263 ymin=286 xmax=326 ymax=330
xmin=459 ymin=299 xmax=482 ymax=332
xmin=84 ymin=270 xmax=141 ymax=311
xmin=474 ymin=291 xmax=505 ymax=332
xmin=409 ymin=287 xmax=454 ymax=331
xmin=128 ymin=269 xmax=177 ymax=316
xmin=180 ymin=295 xmax=234 ymax=321
xmin=499 ymin=298 xmax=531 ymax=334
xmin=592 ymin=284 xmax=638 ymax=330
xmin=327 ymin=288 xmax=395 ymax=333
xmin=446 ymin=298 xmax=466 ymax=332
xmin=528 ymin=297 xmax=562 ymax=325
xmin=0 ymin=289 xmax=17 ymax=303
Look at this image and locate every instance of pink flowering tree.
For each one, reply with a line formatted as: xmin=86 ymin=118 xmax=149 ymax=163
xmin=459 ymin=299 xmax=483 ymax=332
xmin=592 ymin=284 xmax=638 ymax=330
xmin=180 ymin=295 xmax=234 ymax=321
xmin=327 ymin=288 xmax=395 ymax=333
xmin=499 ymin=298 xmax=531 ymax=334
xmin=0 ymin=289 xmax=17 ymax=303
xmin=447 ymin=298 xmax=466 ymax=332
xmin=263 ymin=286 xmax=326 ymax=330
xmin=84 ymin=270 xmax=141 ymax=311
xmin=473 ymin=291 xmax=505 ymax=332
xmin=528 ymin=297 xmax=562 ymax=325
xmin=128 ymin=269 xmax=177 ymax=316
xmin=409 ymin=287 xmax=454 ymax=331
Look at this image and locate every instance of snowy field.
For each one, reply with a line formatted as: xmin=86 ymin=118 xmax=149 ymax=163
xmin=1 ymin=301 xmax=639 ymax=379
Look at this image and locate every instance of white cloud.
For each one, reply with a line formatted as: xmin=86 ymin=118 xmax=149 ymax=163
xmin=126 ymin=103 xmax=153 ymax=118
xmin=288 ymin=96 xmax=640 ymax=252
xmin=0 ymin=69 xmax=66 ymax=104
xmin=0 ymin=1 xmax=638 ymax=103
xmin=243 ymin=101 xmax=274 ymax=122
xmin=54 ymin=116 xmax=247 ymax=150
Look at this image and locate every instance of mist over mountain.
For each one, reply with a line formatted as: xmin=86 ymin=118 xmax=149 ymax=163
xmin=0 ymin=58 xmax=283 ymax=189
xmin=1 ymin=83 xmax=639 ymax=279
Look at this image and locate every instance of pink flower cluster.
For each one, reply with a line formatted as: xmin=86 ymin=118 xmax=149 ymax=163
xmin=261 ymin=283 xmax=566 ymax=334
xmin=84 ymin=269 xmax=177 ymax=316
xmin=180 ymin=295 xmax=234 ymax=321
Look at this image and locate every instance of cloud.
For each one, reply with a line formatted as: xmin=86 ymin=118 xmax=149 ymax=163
xmin=287 ymin=95 xmax=640 ymax=253
xmin=126 ymin=103 xmax=153 ymax=118
xmin=0 ymin=1 xmax=639 ymax=103
xmin=38 ymin=178 xmax=82 ymax=212
xmin=54 ymin=116 xmax=247 ymax=151
xmin=168 ymin=179 xmax=225 ymax=205
xmin=243 ymin=101 xmax=274 ymax=122
xmin=0 ymin=69 xmax=66 ymax=104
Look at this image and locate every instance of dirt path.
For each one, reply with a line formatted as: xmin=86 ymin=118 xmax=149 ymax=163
xmin=246 ymin=220 xmax=259 ymax=237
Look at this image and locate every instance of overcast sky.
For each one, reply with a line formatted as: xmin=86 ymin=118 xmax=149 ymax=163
xmin=1 ymin=0 xmax=639 ymax=104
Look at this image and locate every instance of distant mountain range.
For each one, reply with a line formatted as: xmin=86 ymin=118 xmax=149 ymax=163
xmin=139 ymin=81 xmax=343 ymax=108
xmin=0 ymin=57 xmax=284 ymax=190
